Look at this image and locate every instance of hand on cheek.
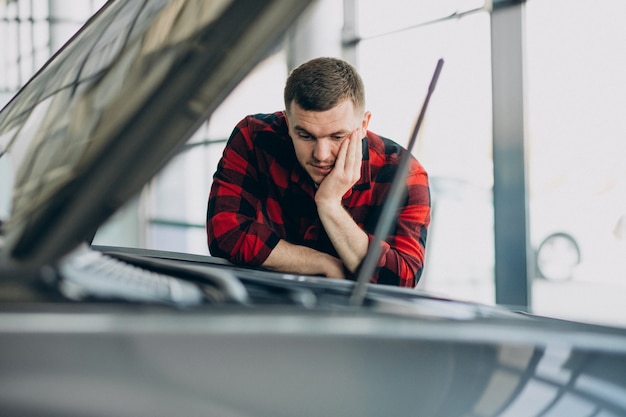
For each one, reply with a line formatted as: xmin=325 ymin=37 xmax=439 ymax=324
xmin=346 ymin=128 xmax=363 ymax=181
xmin=315 ymin=129 xmax=363 ymax=205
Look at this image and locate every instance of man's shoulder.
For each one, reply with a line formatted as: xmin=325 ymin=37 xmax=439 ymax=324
xmin=231 ymin=112 xmax=295 ymax=166
xmin=241 ymin=111 xmax=287 ymax=133
xmin=366 ymin=132 xmax=426 ymax=175
xmin=230 ymin=112 xmax=289 ymax=152
xmin=366 ymin=132 xmax=405 ymax=163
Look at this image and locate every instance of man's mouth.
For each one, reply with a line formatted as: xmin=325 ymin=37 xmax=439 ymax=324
xmin=311 ymin=164 xmax=333 ymax=175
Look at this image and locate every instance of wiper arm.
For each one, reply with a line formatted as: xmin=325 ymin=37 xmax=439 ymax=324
xmin=350 ymin=58 xmax=444 ymax=307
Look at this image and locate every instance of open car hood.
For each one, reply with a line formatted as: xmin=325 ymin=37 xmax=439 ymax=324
xmin=0 ymin=0 xmax=313 ymax=267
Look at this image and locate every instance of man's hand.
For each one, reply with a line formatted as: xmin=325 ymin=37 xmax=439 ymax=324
xmin=314 ymin=129 xmax=369 ymax=273
xmin=262 ymin=130 xmax=367 ymax=278
xmin=315 ymin=129 xmax=363 ymax=205
xmin=262 ymin=240 xmax=346 ymax=279
xmin=319 ymin=255 xmax=347 ymax=279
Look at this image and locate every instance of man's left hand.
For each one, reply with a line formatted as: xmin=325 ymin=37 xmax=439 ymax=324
xmin=315 ymin=129 xmax=363 ymax=205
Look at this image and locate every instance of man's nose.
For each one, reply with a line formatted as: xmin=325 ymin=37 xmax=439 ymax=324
xmin=313 ymin=139 xmax=332 ymax=162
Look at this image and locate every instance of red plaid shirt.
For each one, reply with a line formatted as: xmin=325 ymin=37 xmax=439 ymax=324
xmin=207 ymin=112 xmax=430 ymax=287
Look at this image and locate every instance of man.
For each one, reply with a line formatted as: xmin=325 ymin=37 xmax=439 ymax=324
xmin=207 ymin=57 xmax=430 ymax=287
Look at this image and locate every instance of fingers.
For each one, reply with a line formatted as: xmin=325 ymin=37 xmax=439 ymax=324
xmin=324 ymin=257 xmax=346 ymax=279
xmin=345 ymin=129 xmax=362 ymax=179
xmin=335 ymin=134 xmax=350 ymax=168
xmin=334 ymin=129 xmax=362 ymax=173
xmin=316 ymin=130 xmax=363 ymax=202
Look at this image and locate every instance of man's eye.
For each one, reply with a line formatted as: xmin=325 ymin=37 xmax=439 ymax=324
xmin=298 ymin=133 xmax=313 ymax=140
xmin=332 ymin=135 xmax=345 ymax=141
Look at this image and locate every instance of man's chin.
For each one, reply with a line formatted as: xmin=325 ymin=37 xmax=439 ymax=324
xmin=308 ymin=167 xmax=333 ymax=184
xmin=310 ymin=174 xmax=327 ymax=187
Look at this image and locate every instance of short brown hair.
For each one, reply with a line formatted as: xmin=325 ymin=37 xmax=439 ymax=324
xmin=284 ymin=57 xmax=365 ymax=114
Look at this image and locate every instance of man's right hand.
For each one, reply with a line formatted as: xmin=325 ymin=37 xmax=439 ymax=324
xmin=318 ymin=254 xmax=346 ymax=279
xmin=262 ymin=239 xmax=345 ymax=279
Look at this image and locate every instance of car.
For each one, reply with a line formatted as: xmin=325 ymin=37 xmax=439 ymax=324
xmin=1 ymin=1 xmax=626 ymax=417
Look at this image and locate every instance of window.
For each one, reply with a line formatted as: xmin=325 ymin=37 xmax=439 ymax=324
xmin=526 ymin=0 xmax=626 ymax=326
xmin=141 ymin=50 xmax=289 ymax=255
xmin=356 ymin=1 xmax=494 ymax=303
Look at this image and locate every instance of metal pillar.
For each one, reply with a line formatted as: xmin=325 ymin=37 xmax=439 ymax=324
xmin=491 ymin=3 xmax=531 ymax=309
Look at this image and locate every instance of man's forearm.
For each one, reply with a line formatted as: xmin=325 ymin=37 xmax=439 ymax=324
xmin=316 ymin=200 xmax=369 ymax=273
xmin=262 ymin=239 xmax=345 ymax=278
xmin=312 ymin=134 xmax=369 ymax=274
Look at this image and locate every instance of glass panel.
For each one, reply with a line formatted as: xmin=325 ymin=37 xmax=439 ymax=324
xmin=526 ymin=0 xmax=626 ymax=327
xmin=145 ymin=51 xmax=288 ymax=254
xmin=357 ymin=9 xmax=494 ymax=304
xmin=356 ymin=0 xmax=486 ymax=40
xmin=148 ymin=223 xmax=209 ymax=256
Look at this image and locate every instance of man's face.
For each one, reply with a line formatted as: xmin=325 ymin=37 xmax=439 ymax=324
xmin=285 ymin=99 xmax=371 ymax=185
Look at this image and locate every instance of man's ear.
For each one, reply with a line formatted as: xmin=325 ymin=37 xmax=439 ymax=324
xmin=283 ymin=101 xmax=292 ymax=127
xmin=361 ymin=111 xmax=372 ymax=132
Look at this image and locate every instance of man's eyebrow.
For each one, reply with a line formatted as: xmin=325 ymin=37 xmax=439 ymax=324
xmin=294 ymin=125 xmax=351 ymax=138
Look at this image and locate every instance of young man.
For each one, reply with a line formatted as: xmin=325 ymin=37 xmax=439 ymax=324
xmin=207 ymin=57 xmax=430 ymax=287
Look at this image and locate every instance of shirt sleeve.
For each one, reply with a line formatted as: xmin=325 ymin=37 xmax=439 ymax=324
xmin=206 ymin=116 xmax=280 ymax=266
xmin=370 ymin=162 xmax=430 ymax=288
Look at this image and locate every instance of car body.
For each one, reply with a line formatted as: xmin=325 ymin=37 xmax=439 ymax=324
xmin=1 ymin=1 xmax=626 ymax=417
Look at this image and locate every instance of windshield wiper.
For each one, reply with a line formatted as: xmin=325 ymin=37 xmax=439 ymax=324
xmin=350 ymin=58 xmax=444 ymax=307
